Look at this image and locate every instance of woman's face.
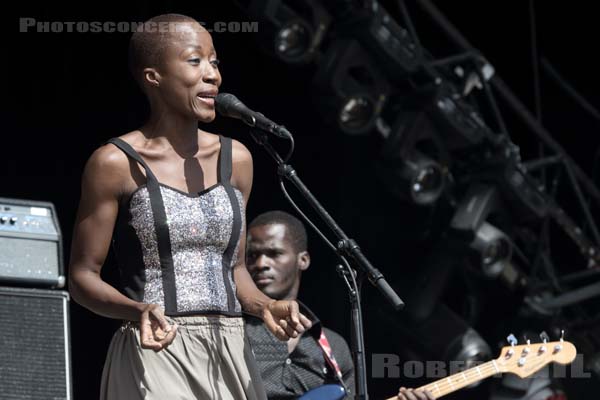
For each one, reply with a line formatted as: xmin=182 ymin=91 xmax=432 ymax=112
xmin=152 ymin=22 xmax=222 ymax=123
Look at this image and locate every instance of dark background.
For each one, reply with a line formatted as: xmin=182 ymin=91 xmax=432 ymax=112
xmin=4 ymin=1 xmax=600 ymax=399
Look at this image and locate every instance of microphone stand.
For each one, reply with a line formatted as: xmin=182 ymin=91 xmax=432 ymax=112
xmin=249 ymin=128 xmax=405 ymax=400
xmin=336 ymin=264 xmax=368 ymax=400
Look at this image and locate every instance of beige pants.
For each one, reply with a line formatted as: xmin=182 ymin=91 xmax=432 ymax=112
xmin=100 ymin=315 xmax=267 ymax=400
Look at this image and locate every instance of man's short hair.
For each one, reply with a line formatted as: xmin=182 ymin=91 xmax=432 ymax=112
xmin=128 ymin=13 xmax=200 ymax=90
xmin=249 ymin=211 xmax=308 ymax=252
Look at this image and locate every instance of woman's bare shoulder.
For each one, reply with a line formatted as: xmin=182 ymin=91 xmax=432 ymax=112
xmin=81 ymin=132 xmax=140 ymax=191
xmin=199 ymin=130 xmax=250 ymax=162
xmin=230 ymin=137 xmax=252 ymax=164
xmin=87 ymin=140 xmax=127 ymax=173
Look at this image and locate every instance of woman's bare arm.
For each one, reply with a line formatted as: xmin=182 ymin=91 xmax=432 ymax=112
xmin=230 ymin=139 xmax=312 ymax=339
xmin=69 ymin=143 xmax=176 ymax=350
xmin=68 ymin=144 xmax=146 ymax=320
xmin=229 ymin=139 xmax=271 ymax=314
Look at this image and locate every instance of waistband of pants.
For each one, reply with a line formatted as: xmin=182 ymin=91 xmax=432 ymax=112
xmin=121 ymin=314 xmax=245 ymax=331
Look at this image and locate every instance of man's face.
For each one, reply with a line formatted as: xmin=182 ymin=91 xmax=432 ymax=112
xmin=246 ymin=223 xmax=309 ymax=300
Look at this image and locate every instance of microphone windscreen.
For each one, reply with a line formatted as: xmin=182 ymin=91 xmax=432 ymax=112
xmin=215 ymin=93 xmax=244 ymax=118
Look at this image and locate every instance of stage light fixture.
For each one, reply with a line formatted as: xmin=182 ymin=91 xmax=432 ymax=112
xmin=312 ymin=39 xmax=390 ymax=135
xmin=275 ymin=21 xmax=310 ymax=61
xmin=373 ymin=104 xmax=450 ymax=205
xmin=450 ymin=184 xmax=513 ymax=277
xmin=426 ymin=82 xmax=496 ymax=151
xmin=471 ymin=221 xmax=513 ymax=278
xmin=377 ymin=150 xmax=446 ymax=205
xmin=246 ymin=0 xmax=331 ymax=64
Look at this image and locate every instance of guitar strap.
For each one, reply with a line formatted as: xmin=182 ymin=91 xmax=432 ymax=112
xmin=317 ymin=330 xmax=345 ymax=386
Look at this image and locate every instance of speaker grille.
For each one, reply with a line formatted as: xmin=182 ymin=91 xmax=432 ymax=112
xmin=0 ymin=287 xmax=71 ymax=400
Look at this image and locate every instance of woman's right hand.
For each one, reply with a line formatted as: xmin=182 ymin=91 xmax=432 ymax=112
xmin=139 ymin=304 xmax=178 ymax=351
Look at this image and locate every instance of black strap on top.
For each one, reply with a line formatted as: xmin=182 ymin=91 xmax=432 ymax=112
xmin=218 ymin=135 xmax=242 ymax=312
xmin=106 ymin=138 xmax=178 ymax=314
xmin=218 ymin=135 xmax=233 ymax=184
xmin=106 ymin=138 xmax=158 ymax=182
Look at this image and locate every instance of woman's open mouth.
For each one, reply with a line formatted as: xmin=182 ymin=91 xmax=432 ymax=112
xmin=196 ymin=93 xmax=216 ymax=107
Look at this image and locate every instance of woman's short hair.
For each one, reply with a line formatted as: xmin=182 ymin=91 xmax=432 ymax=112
xmin=128 ymin=13 xmax=200 ymax=89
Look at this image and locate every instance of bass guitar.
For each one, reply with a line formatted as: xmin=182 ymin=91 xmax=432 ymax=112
xmin=298 ymin=336 xmax=577 ymax=400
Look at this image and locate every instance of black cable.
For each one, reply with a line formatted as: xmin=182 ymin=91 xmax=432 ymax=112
xmin=278 ymin=178 xmax=338 ymax=254
xmin=394 ymin=0 xmax=440 ymax=84
xmin=396 ymin=0 xmax=423 ymax=60
xmin=564 ymin=160 xmax=600 ymax=246
xmin=593 ymin=147 xmax=600 ymax=186
xmin=541 ymin=57 xmax=600 ymax=123
xmin=478 ymin=73 xmax=510 ymax=138
xmin=559 ymin=267 xmax=600 ymax=286
xmin=276 ymin=178 xmax=362 ymax=294
xmin=283 ymin=133 xmax=295 ymax=164
xmin=528 ymin=0 xmax=547 ymax=190
xmin=528 ymin=0 xmax=542 ymax=121
xmin=531 ymin=166 xmax=563 ymax=290
xmin=511 ymin=239 xmax=532 ymax=268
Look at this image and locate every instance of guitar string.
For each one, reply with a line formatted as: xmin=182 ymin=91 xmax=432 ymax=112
xmin=419 ymin=361 xmax=497 ymax=396
xmin=420 ymin=351 xmax=553 ymax=396
xmin=384 ymin=362 xmax=497 ymax=400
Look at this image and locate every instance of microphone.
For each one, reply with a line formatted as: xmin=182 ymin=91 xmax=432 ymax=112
xmin=215 ymin=93 xmax=292 ymax=139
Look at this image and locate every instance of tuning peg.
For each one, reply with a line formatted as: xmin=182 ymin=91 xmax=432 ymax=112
xmin=506 ymin=334 xmax=518 ymax=357
xmin=523 ymin=337 xmax=531 ymax=355
xmin=554 ymin=329 xmax=565 ymax=353
xmin=539 ymin=331 xmax=550 ymax=354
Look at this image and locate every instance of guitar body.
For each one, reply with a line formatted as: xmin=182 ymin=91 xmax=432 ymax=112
xmin=297 ymin=384 xmax=346 ymax=400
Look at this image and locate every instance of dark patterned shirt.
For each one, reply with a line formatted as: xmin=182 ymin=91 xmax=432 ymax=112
xmin=245 ymin=304 xmax=355 ymax=399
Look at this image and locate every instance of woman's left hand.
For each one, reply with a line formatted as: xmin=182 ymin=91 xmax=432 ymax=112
xmin=262 ymin=300 xmax=313 ymax=341
xmin=397 ymin=387 xmax=436 ymax=400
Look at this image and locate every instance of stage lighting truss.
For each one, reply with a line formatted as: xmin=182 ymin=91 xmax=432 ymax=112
xmin=447 ymin=149 xmax=600 ymax=272
xmin=391 ymin=76 xmax=520 ymax=192
xmin=335 ymin=0 xmax=422 ymax=81
xmin=246 ymin=0 xmax=331 ymax=64
xmin=499 ymin=164 xmax=549 ymax=220
xmin=312 ymin=39 xmax=390 ymax=135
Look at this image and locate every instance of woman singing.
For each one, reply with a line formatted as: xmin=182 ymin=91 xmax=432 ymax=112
xmin=68 ymin=13 xmax=311 ymax=399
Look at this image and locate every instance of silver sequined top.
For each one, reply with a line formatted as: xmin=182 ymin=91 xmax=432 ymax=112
xmin=126 ymin=183 xmax=244 ymax=314
xmin=108 ymin=136 xmax=244 ymax=316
